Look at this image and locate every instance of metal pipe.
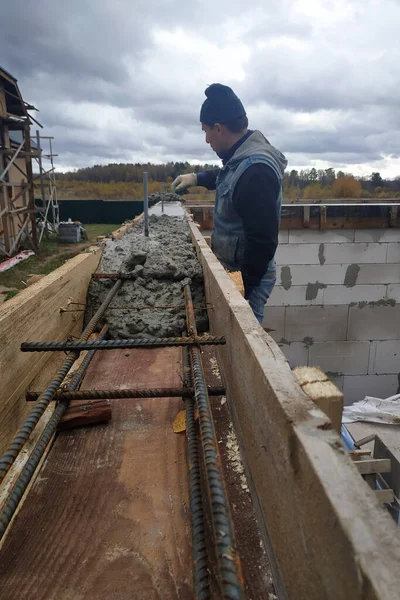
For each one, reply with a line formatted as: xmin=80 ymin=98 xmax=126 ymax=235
xmin=0 ymin=325 xmax=108 ymax=541
xmin=143 ymin=171 xmax=149 ymax=237
xmin=0 ymin=280 xmax=122 ymax=483
xmin=184 ymin=284 xmax=243 ymax=599
xmin=21 ymin=336 xmax=226 ymax=352
xmin=184 ymin=343 xmax=211 ymax=598
xmin=26 ymin=386 xmax=226 ymax=402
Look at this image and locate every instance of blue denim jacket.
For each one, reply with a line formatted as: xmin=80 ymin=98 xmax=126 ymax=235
xmin=211 ymin=130 xmax=287 ymax=273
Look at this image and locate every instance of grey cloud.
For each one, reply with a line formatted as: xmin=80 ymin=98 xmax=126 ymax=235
xmin=1 ymin=0 xmax=399 ymax=175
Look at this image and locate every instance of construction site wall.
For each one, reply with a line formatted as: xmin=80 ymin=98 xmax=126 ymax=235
xmin=264 ymin=228 xmax=400 ymax=404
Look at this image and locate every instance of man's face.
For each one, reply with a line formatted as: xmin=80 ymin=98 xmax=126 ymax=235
xmin=201 ymin=123 xmax=226 ymax=155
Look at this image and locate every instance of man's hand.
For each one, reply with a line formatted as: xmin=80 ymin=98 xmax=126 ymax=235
xmin=171 ymin=173 xmax=197 ymax=195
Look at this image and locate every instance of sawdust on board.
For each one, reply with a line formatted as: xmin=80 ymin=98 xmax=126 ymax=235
xmin=209 ymin=356 xmax=221 ymax=379
xmin=226 ymin=270 xmax=244 ymax=296
xmin=225 ymin=424 xmax=249 ymax=493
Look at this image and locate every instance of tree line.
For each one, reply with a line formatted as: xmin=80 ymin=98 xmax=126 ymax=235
xmin=55 ymin=163 xmax=400 ymax=200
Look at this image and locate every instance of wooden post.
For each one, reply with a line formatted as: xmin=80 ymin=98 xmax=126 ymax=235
xmin=293 ymin=366 xmax=344 ymax=433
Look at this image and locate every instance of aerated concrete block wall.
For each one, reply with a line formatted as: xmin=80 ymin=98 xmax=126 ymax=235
xmin=263 ymin=229 xmax=400 ymax=405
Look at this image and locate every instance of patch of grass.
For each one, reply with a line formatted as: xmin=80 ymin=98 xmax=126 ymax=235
xmin=0 ymin=223 xmax=120 ymax=292
xmin=84 ymin=224 xmax=120 ymax=240
xmin=3 ymin=289 xmax=19 ymax=301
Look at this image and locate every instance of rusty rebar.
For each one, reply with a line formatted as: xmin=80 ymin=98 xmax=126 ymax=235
xmin=0 ymin=324 xmax=109 ymax=541
xmin=91 ymin=272 xmax=136 ymax=280
xmin=20 ymin=336 xmax=226 ymax=353
xmin=25 ymin=386 xmax=226 ymax=402
xmin=184 ymin=342 xmax=211 ymax=598
xmin=60 ymin=304 xmax=209 ymax=313
xmin=0 ymin=281 xmax=121 ymax=484
xmin=184 ymin=284 xmax=243 ymax=599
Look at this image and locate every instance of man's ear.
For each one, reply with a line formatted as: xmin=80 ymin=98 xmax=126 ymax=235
xmin=214 ymin=123 xmax=222 ymax=134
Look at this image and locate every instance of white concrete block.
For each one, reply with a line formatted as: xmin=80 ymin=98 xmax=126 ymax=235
xmin=285 ymin=305 xmax=349 ymax=342
xmin=323 ymin=243 xmax=387 ymax=264
xmin=278 ymin=230 xmax=289 ymax=244
xmin=262 ymin=306 xmax=285 ymax=341
xmin=330 ymin=376 xmax=344 ymax=392
xmin=275 ymin=244 xmax=320 ymax=265
xmin=387 ymin=284 xmax=400 ymax=302
xmin=323 ymin=285 xmax=387 ymax=305
xmin=309 ymin=341 xmax=370 ymax=375
xmin=369 ymin=340 xmax=400 ymax=374
xmin=355 ymin=229 xmax=400 ymax=243
xmin=387 ymin=243 xmax=400 ymax=263
xmin=357 ymin=264 xmax=400 ymax=284
xmin=277 ymin=265 xmax=347 ymax=287
xmin=289 ymin=230 xmax=354 ymax=244
xmin=343 ymin=375 xmax=399 ymax=406
xmin=278 ymin=341 xmax=308 ymax=368
xmin=267 ymin=285 xmax=324 ymax=306
xmin=368 ymin=341 xmax=377 ymax=374
xmin=348 ymin=305 xmax=400 ymax=341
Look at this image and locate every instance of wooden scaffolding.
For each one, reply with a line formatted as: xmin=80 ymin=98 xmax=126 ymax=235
xmin=0 ymin=67 xmax=39 ymax=257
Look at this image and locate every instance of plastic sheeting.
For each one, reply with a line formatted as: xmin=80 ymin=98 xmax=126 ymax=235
xmin=0 ymin=250 xmax=34 ymax=273
xmin=343 ymin=394 xmax=400 ymax=425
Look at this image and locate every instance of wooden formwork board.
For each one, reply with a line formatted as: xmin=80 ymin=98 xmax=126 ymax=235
xmin=189 ymin=219 xmax=400 ymax=600
xmin=0 ymin=248 xmax=101 ymax=454
xmin=0 ymin=215 xmax=142 ymax=455
xmin=0 ymin=347 xmax=193 ymax=599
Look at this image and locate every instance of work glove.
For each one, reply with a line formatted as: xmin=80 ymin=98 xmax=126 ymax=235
xmin=171 ymin=173 xmax=197 ymax=195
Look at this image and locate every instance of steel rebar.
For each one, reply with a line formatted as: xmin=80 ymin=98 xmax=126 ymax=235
xmin=25 ymin=386 xmax=226 ymax=402
xmin=21 ymin=336 xmax=226 ymax=353
xmin=184 ymin=342 xmax=211 ymax=598
xmin=0 ymin=281 xmax=122 ymax=484
xmin=91 ymin=272 xmax=137 ymax=280
xmin=0 ymin=324 xmax=109 ymax=541
xmin=61 ymin=304 xmax=209 ymax=313
xmin=184 ymin=284 xmax=243 ymax=600
xmin=143 ymin=171 xmax=149 ymax=237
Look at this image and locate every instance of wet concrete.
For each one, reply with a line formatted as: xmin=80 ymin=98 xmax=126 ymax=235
xmin=280 ymin=266 xmax=292 ymax=290
xmin=306 ymin=281 xmax=327 ymax=300
xmin=86 ymin=206 xmax=207 ymax=338
xmin=149 ymin=200 xmax=185 ymax=218
xmin=344 ymin=264 xmax=360 ymax=287
xmin=318 ymin=243 xmax=326 ymax=265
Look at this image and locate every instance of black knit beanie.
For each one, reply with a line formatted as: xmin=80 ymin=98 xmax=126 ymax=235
xmin=200 ymin=83 xmax=246 ymax=125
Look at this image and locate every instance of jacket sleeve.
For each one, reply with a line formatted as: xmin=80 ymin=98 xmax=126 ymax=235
xmin=196 ymin=169 xmax=219 ymax=190
xmin=232 ymin=163 xmax=280 ymax=287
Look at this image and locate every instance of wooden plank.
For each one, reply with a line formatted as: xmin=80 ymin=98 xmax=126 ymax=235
xmin=0 ymin=404 xmax=56 ymax=549
xmin=293 ymin=366 xmax=344 ymax=434
xmin=57 ymin=399 xmax=112 ymax=430
xmin=374 ymin=435 xmax=400 ymax=498
xmin=0 ymin=347 xmax=193 ymax=599
xmin=347 ymin=422 xmax=400 ymax=499
xmin=0 ymin=247 xmax=102 ymax=454
xmin=202 ymin=346 xmax=275 ymax=599
xmin=189 ymin=219 xmax=400 ymax=600
xmin=355 ymin=459 xmax=391 ymax=475
xmin=349 ymin=449 xmax=372 ymax=460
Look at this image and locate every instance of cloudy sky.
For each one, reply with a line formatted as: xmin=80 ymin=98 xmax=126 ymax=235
xmin=1 ymin=0 xmax=399 ymax=177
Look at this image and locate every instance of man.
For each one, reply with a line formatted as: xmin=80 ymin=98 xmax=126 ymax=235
xmin=172 ymin=83 xmax=287 ymax=325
